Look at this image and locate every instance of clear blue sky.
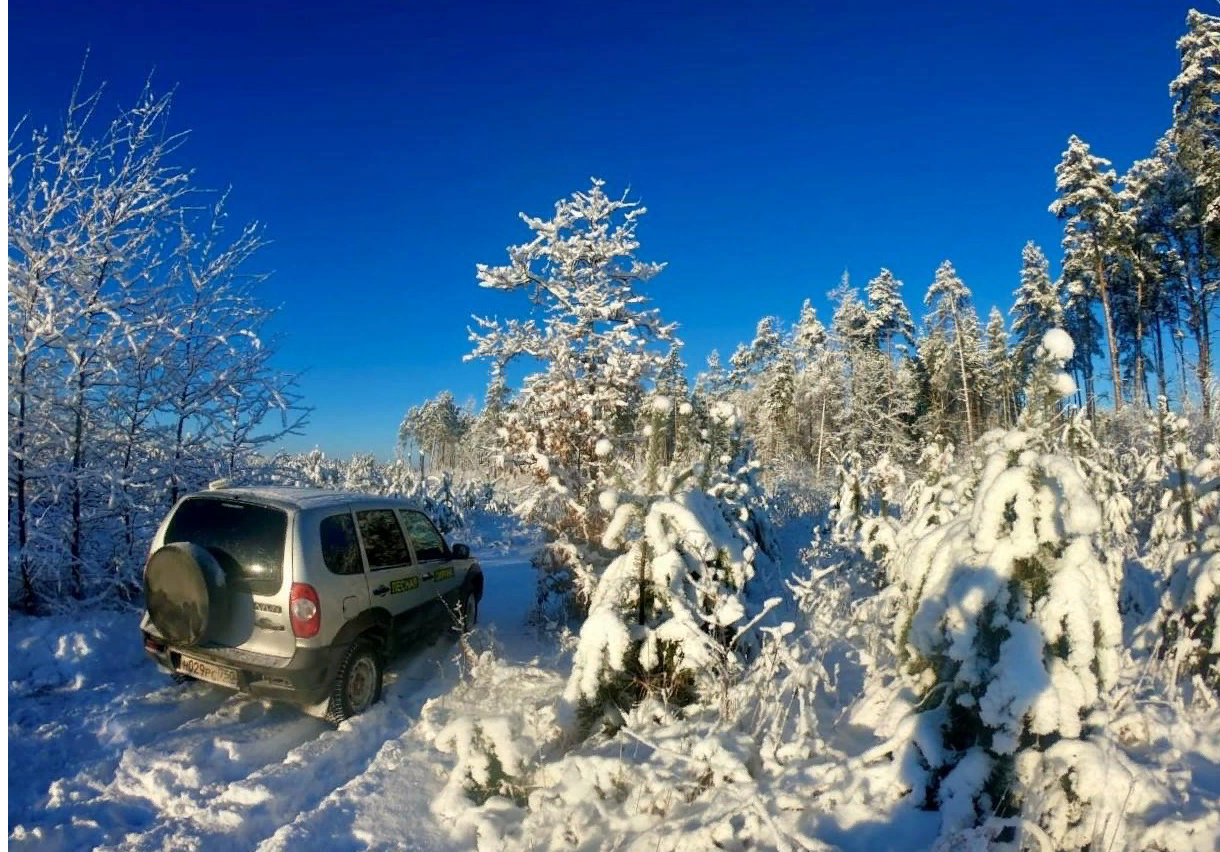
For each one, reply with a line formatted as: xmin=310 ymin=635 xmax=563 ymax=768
xmin=10 ymin=0 xmax=1198 ymax=458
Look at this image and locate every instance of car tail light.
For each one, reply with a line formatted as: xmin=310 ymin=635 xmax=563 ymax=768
xmin=143 ymin=634 xmax=165 ymax=653
xmin=290 ymin=583 xmax=320 ymax=638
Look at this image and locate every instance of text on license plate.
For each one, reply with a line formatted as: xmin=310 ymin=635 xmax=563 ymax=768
xmin=177 ymin=655 xmax=239 ymax=688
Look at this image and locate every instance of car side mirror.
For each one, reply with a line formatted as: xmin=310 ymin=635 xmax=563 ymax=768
xmin=451 ymin=543 xmax=470 ymax=560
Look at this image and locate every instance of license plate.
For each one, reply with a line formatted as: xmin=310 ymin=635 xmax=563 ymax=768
xmin=177 ymin=654 xmax=240 ymax=688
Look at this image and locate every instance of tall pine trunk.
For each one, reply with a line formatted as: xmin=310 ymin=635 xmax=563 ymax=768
xmin=1134 ymin=267 xmax=1147 ymax=407
xmin=1153 ymin=317 xmax=1169 ymax=404
xmin=1094 ymin=245 xmax=1123 ymax=410
xmin=954 ymin=316 xmax=975 ymax=446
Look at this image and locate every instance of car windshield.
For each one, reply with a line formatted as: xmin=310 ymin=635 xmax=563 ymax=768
xmin=164 ymin=497 xmax=288 ymax=595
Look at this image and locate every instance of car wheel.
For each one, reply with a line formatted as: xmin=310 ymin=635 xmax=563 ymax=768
xmin=459 ymin=588 xmax=478 ymax=634
xmin=325 ymin=641 xmax=382 ymax=724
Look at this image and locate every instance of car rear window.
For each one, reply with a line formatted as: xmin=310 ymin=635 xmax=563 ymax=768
xmin=165 ymin=498 xmax=288 ymax=595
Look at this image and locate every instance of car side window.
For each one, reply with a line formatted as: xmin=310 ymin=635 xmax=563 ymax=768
xmin=356 ymin=510 xmax=412 ymax=570
xmin=320 ymin=513 xmax=363 ymax=575
xmin=400 ymin=511 xmax=447 ymax=562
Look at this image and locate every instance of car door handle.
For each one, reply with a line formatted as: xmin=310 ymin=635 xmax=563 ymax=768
xmin=372 ymin=585 xmax=389 ymax=597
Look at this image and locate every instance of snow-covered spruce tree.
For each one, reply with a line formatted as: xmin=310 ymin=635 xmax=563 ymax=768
xmin=1146 ymin=404 xmax=1220 ymax=694
xmin=982 ymin=307 xmax=1018 ymax=430
xmin=827 ymin=448 xmax=905 ymax=577
xmin=1059 ymin=410 xmax=1135 ymax=564
xmin=856 ymin=452 xmax=905 ymax=574
xmin=829 ymin=450 xmax=867 ymax=545
xmin=891 ymin=437 xmax=972 ymax=587
xmin=1170 ymin=9 xmax=1220 ymax=422
xmin=398 ymin=390 xmax=472 ymax=474
xmin=466 ymin=180 xmax=676 ymax=619
xmin=1052 ymin=135 xmax=1125 ymax=410
xmin=561 ymin=398 xmax=778 ymax=736
xmin=924 ymin=260 xmax=982 ymax=447
xmin=1010 ymin=241 xmax=1065 ymax=396
xmin=896 ymin=329 xmax=1123 ymax=848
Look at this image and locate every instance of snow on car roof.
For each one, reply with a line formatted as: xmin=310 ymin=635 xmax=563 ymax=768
xmin=187 ymin=486 xmax=411 ymax=512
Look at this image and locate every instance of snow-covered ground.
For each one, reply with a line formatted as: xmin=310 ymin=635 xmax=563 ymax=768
xmin=7 ymin=522 xmax=547 ymax=852
xmin=9 ymin=510 xmax=1220 ymax=852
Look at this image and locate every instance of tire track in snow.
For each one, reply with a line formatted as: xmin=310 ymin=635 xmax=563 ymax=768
xmin=10 ymin=688 xmax=324 ymax=852
xmin=92 ymin=637 xmax=466 ymax=852
xmin=10 ymin=543 xmax=539 ymax=852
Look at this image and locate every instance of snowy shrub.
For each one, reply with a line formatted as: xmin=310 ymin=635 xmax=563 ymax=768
xmin=855 ymin=452 xmax=906 ymax=572
xmin=824 ymin=449 xmax=912 ymax=587
xmin=561 ymin=399 xmax=780 ymax=736
xmin=1060 ymin=409 xmax=1135 ymax=562
xmin=528 ymin=538 xmax=591 ymax=631
xmin=1148 ymin=436 xmax=1220 ymax=696
xmin=896 ymin=330 xmax=1124 ymax=847
xmin=435 ymin=716 xmax=531 ymax=808
xmin=829 ymin=450 xmax=867 ymax=545
xmin=892 ymin=437 xmax=972 ymax=585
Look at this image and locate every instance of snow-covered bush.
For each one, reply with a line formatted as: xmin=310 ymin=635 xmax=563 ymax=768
xmin=1148 ymin=435 xmax=1220 ymax=696
xmin=1060 ymin=409 xmax=1135 ymax=562
xmin=891 ymin=437 xmax=972 ymax=583
xmin=829 ymin=450 xmax=867 ymax=545
xmin=435 ymin=716 xmax=531 ymax=808
xmin=896 ymin=329 xmax=1124 ymax=847
xmin=561 ymin=399 xmax=780 ymax=736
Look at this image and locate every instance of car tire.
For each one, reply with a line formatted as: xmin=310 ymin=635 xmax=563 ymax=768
xmin=459 ymin=588 xmax=478 ymax=634
xmin=325 ymin=641 xmax=382 ymax=724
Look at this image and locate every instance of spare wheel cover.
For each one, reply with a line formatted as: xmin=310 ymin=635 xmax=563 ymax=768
xmin=145 ymin=542 xmax=228 ymax=646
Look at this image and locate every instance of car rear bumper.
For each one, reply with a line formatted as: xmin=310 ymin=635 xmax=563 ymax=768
xmin=142 ymin=630 xmax=348 ymax=707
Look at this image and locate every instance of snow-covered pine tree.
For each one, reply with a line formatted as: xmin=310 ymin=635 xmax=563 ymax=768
xmin=982 ymin=307 xmax=1017 ymax=430
xmin=865 ymin=268 xmax=916 ymax=355
xmin=893 ymin=437 xmax=971 ymax=584
xmin=466 ymin=180 xmax=676 ymax=614
xmin=398 ymin=390 xmax=472 ymax=474
xmin=655 ymin=343 xmax=689 ymax=466
xmin=924 ymin=260 xmax=981 ymax=447
xmin=1060 ymin=410 xmax=1135 ymax=564
xmin=1170 ymin=9 xmax=1220 ymax=422
xmin=1010 ymin=241 xmax=1064 ymax=397
xmin=1051 ymin=135 xmax=1125 ymax=410
xmin=795 ymin=336 xmax=844 ymax=482
xmin=792 ymin=298 xmax=828 ymax=367
xmin=761 ymin=347 xmax=796 ymax=464
xmin=1118 ymin=138 xmax=1183 ymax=406
xmin=562 ymin=398 xmax=778 ymax=735
xmin=1146 ymin=400 xmax=1220 ymax=694
xmin=1060 ymin=252 xmax=1104 ymax=415
xmin=696 ymin=349 xmax=731 ymax=401
xmin=896 ymin=328 xmax=1123 ymax=848
xmin=829 ymin=450 xmax=867 ymax=546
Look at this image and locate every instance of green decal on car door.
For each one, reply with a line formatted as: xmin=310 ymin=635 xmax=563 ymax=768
xmin=390 ymin=576 xmax=419 ymax=594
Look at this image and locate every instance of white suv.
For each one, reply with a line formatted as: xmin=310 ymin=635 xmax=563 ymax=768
xmin=140 ymin=485 xmax=483 ymax=722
